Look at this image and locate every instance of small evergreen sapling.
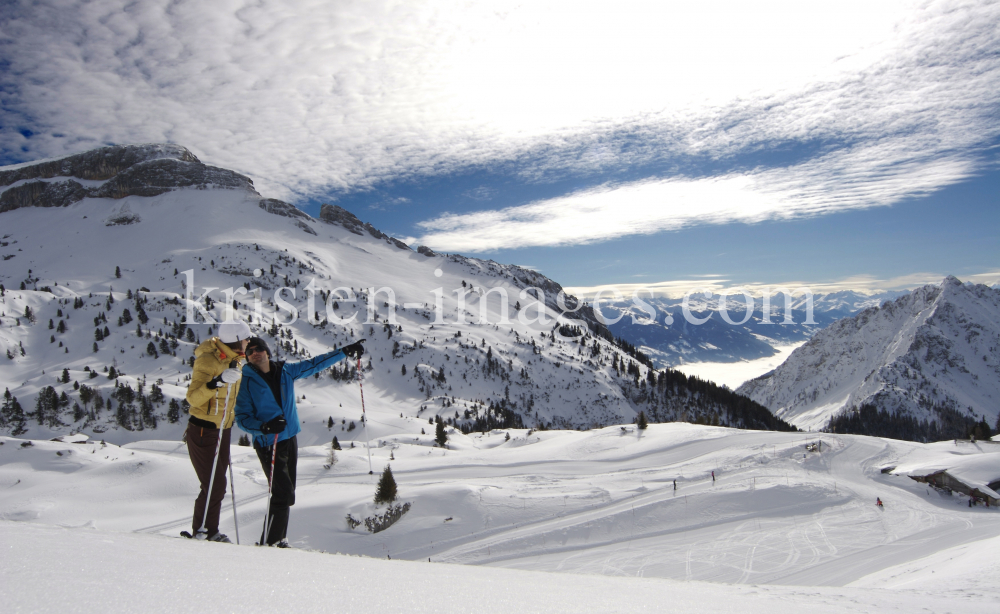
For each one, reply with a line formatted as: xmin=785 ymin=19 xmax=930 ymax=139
xmin=374 ymin=464 xmax=397 ymax=504
xmin=637 ymin=411 xmax=649 ymax=430
xmin=324 ymin=439 xmax=338 ymax=470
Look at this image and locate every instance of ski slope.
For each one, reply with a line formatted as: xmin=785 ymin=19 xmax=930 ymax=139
xmin=2 ymin=424 xmax=998 ymax=612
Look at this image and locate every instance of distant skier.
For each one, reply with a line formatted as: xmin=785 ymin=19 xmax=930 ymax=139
xmin=673 ymin=479 xmax=677 ymax=491
xmin=184 ymin=319 xmax=252 ymax=542
xmin=235 ymin=336 xmax=365 ymax=547
xmin=712 ymin=471 xmax=715 ymax=482
xmin=876 ymin=497 xmax=883 ymax=509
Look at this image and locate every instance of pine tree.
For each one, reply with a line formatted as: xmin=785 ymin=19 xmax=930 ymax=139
xmin=637 ymin=411 xmax=648 ymax=430
xmin=2 ymin=389 xmax=27 ymax=436
xmin=0 ymin=388 xmax=11 ymax=428
xmin=34 ymin=386 xmax=62 ymax=428
xmin=238 ymin=434 xmax=251 ymax=446
xmin=61 ymin=368 xmax=70 ymax=384
xmin=115 ymin=266 xmax=121 ymax=278
xmin=167 ymin=399 xmax=180 ymax=423
xmin=435 ymin=419 xmax=448 ymax=447
xmin=373 ymin=464 xmax=397 ymax=504
xmin=332 ymin=436 xmax=341 ymax=450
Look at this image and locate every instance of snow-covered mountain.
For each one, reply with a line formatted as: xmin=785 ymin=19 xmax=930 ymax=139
xmin=0 ymin=144 xmax=788 ymax=442
xmin=599 ymin=290 xmax=906 ymax=368
xmin=736 ymin=277 xmax=1000 ymax=435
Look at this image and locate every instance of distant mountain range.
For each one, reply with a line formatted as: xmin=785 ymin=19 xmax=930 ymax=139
xmin=597 ymin=291 xmax=907 ymax=368
xmin=736 ymin=276 xmax=1000 ymax=439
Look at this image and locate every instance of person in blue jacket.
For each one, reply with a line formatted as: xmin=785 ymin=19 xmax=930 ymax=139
xmin=235 ymin=336 xmax=366 ymax=546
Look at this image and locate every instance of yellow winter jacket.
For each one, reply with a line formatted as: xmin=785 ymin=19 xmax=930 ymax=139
xmin=185 ymin=338 xmax=244 ymax=429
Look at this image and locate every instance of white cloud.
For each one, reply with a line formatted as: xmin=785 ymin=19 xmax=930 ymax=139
xmin=412 ymin=0 xmax=1000 ymax=250
xmin=4 ymin=0 xmax=993 ymax=208
xmin=565 ymin=270 xmax=998 ymax=300
xmin=414 ymin=150 xmax=976 ymax=251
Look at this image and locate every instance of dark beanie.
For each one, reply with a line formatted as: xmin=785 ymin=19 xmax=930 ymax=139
xmin=246 ymin=337 xmax=271 ymax=358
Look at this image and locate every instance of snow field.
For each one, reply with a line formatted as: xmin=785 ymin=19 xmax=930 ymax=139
xmin=8 ymin=520 xmax=992 ymax=614
xmin=2 ymin=424 xmax=998 ymax=605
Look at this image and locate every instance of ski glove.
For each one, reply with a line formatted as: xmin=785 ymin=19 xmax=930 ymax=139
xmin=207 ymin=369 xmax=241 ymax=388
xmin=260 ymin=416 xmax=287 ymax=435
xmin=342 ymin=340 xmax=366 ymax=359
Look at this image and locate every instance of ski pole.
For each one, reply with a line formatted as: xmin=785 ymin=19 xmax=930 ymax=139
xmin=357 ymin=356 xmax=373 ymax=475
xmin=228 ymin=458 xmax=240 ymax=545
xmin=261 ymin=432 xmax=279 ymax=545
xmin=201 ymin=363 xmax=236 ymax=535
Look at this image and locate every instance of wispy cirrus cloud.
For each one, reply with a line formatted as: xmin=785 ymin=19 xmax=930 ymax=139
xmin=1 ymin=1 xmax=981 ymax=193
xmin=413 ymin=1 xmax=1000 ymax=250
xmin=565 ymin=270 xmax=1000 ymax=300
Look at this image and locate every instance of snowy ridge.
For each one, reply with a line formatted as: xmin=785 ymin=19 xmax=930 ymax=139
xmin=737 ymin=277 xmax=1000 ymax=433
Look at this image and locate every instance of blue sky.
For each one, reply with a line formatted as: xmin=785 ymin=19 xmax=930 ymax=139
xmin=2 ymin=0 xmax=998 ymax=293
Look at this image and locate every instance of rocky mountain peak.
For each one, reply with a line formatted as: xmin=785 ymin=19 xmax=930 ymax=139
xmin=737 ymin=276 xmax=1000 ymax=439
xmin=0 ymin=143 xmax=255 ymax=214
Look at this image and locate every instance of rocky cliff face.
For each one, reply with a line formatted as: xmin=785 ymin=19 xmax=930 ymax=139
xmin=737 ymin=277 xmax=1000 ymax=435
xmin=0 ymin=144 xmax=198 ymax=185
xmin=0 ymin=144 xmax=255 ymax=213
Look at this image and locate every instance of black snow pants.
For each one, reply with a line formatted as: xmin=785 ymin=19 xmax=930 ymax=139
xmin=256 ymin=435 xmax=297 ymax=545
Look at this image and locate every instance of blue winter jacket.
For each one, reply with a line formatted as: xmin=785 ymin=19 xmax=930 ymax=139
xmin=235 ymin=349 xmax=348 ymax=448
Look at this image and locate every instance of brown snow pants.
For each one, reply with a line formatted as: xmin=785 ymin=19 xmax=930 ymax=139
xmin=187 ymin=421 xmax=232 ymax=535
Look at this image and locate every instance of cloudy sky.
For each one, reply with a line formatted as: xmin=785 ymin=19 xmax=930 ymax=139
xmin=2 ymin=0 xmax=998 ymax=293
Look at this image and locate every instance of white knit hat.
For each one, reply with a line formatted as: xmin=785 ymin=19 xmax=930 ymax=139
xmin=218 ymin=320 xmax=252 ymax=344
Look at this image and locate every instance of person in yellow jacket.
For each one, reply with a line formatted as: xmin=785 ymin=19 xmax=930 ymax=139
xmin=184 ymin=319 xmax=252 ymax=542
